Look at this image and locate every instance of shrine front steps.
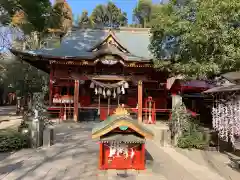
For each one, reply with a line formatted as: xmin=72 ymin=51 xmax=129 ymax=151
xmin=144 ymin=122 xmax=172 ymax=147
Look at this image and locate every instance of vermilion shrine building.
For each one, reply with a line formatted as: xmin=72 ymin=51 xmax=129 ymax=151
xmin=92 ymin=106 xmax=154 ymax=170
xmin=10 ymin=28 xmax=211 ymax=122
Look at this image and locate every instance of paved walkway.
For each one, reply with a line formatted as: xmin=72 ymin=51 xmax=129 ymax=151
xmin=203 ymin=151 xmax=240 ymax=180
xmin=0 ymin=106 xmax=22 ymax=129
xmin=0 ymin=106 xmax=16 ymax=116
xmin=0 ymin=122 xmax=230 ymax=180
xmin=151 ymin=141 xmax=227 ymax=180
xmin=0 ymin=123 xmax=98 ymax=180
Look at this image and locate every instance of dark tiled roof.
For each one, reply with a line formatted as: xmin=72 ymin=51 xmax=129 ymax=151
xmin=203 ymin=84 xmax=240 ymax=93
xmin=114 ymin=30 xmax=152 ymax=59
xmin=222 ymin=72 xmax=240 ymax=83
xmin=18 ymin=28 xmax=152 ymax=60
xmin=182 ymin=80 xmax=215 ymax=89
xmin=33 ymin=29 xmax=108 ymax=57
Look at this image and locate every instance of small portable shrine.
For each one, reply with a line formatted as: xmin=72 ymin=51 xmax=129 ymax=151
xmin=92 ymin=106 xmax=154 ymax=170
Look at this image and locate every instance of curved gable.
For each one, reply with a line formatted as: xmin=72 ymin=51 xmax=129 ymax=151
xmin=89 ymin=30 xmax=130 ymax=54
xmin=92 ymin=114 xmax=154 ymax=140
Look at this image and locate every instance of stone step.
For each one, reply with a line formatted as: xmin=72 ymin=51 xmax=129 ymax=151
xmin=154 ymin=143 xmax=226 ymax=180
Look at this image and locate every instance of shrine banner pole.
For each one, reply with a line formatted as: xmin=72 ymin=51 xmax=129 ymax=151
xmin=138 ymin=80 xmax=143 ymax=123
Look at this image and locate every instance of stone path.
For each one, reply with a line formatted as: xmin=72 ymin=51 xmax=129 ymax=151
xmin=146 ymin=141 xmax=198 ymax=180
xmin=0 ymin=123 xmax=98 ymax=180
xmin=0 ymin=122 xmax=229 ymax=180
xmin=202 ymin=151 xmax=240 ymax=180
xmin=151 ymin=141 xmax=227 ymax=180
xmin=0 ymin=106 xmax=16 ymax=117
xmin=0 ymin=106 xmax=22 ymax=129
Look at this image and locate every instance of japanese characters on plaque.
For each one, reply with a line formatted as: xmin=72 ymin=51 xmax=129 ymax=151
xmin=100 ymin=55 xmax=118 ymax=65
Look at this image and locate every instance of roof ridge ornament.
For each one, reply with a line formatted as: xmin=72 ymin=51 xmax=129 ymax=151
xmin=113 ymin=105 xmax=130 ymax=116
xmin=109 ymin=28 xmax=115 ymax=35
xmin=88 ymin=30 xmax=130 ymax=53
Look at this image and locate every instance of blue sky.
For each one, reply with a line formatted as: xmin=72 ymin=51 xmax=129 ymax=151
xmin=52 ymin=0 xmax=161 ymax=24
xmin=1 ymin=0 xmax=163 ymax=50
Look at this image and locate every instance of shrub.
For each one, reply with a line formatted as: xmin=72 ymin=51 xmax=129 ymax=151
xmin=0 ymin=129 xmax=30 ymax=152
xmin=170 ymin=103 xmax=210 ymax=149
xmin=177 ymin=128 xmax=210 ymax=149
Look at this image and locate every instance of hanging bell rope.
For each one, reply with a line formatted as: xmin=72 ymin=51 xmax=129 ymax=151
xmin=113 ymin=89 xmax=116 ymax=98
xmin=82 ymin=74 xmax=130 ymax=97
xmin=90 ymin=82 xmax=95 ymax=88
xmin=121 ymin=86 xmax=125 ymax=94
xmin=124 ymin=82 xmax=129 ymax=88
xmin=106 ymin=89 xmax=112 ymax=116
xmin=94 ymin=87 xmax=98 ymax=95
xmin=117 ymin=87 xmax=121 ymax=94
xmin=90 ymin=79 xmax=128 ymax=89
xmin=98 ymin=94 xmax=100 ymax=115
xmin=71 ymin=72 xmax=129 ymax=97
xmin=98 ymin=87 xmax=102 ymax=94
xmin=103 ymin=88 xmax=106 ymax=98
xmin=106 ymin=89 xmax=111 ymax=97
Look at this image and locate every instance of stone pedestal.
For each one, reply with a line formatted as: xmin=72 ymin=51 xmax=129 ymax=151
xmin=16 ymin=97 xmax=21 ymax=115
xmin=43 ymin=126 xmax=54 ymax=147
xmin=146 ymin=123 xmax=171 ymax=147
xmin=171 ymin=94 xmax=183 ymax=146
xmin=31 ymin=119 xmax=44 ymax=148
xmin=156 ymin=127 xmax=171 ymax=147
xmin=172 ymin=94 xmax=182 ymax=108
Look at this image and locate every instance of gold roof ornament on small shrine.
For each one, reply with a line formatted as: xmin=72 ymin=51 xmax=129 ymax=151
xmin=113 ymin=105 xmax=130 ymax=116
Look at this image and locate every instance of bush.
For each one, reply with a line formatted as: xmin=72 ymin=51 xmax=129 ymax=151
xmin=177 ymin=130 xmax=210 ymax=149
xmin=0 ymin=129 xmax=30 ymax=152
xmin=170 ymin=103 xmax=210 ymax=149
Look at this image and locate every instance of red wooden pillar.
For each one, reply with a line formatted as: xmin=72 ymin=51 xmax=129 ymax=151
xmin=49 ymin=65 xmax=53 ymax=106
xmin=138 ymin=80 xmax=143 ymax=123
xmin=141 ymin=144 xmax=145 ymax=170
xmin=99 ymin=143 xmax=103 ymax=169
xmin=152 ymin=101 xmax=156 ymax=124
xmin=74 ymin=80 xmax=79 ymax=122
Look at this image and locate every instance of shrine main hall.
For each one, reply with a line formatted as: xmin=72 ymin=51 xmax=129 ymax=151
xmin=11 ymin=27 xmax=209 ymax=123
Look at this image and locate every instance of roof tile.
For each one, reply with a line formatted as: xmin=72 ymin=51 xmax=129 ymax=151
xmin=26 ymin=28 xmax=152 ymax=60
